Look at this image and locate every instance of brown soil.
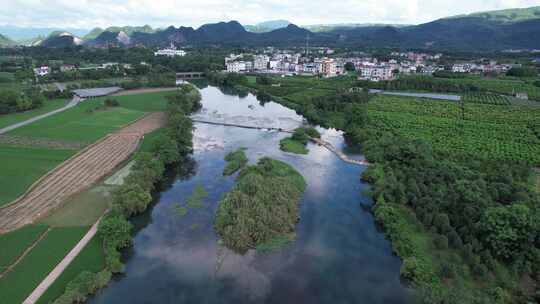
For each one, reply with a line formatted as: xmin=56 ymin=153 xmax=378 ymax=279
xmin=0 ymin=112 xmax=166 ymax=234
xmin=0 ymin=135 xmax=88 ymax=150
xmin=111 ymin=87 xmax=178 ymax=96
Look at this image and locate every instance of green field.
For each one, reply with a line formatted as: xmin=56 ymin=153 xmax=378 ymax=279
xmin=0 ymin=99 xmax=67 ymax=129
xmin=98 ymin=91 xmax=174 ymax=112
xmin=0 ymin=226 xmax=89 ymax=304
xmin=35 ymin=235 xmax=105 ymax=304
xmin=0 ymin=145 xmax=75 ymax=206
xmin=138 ymin=128 xmax=166 ymax=153
xmin=9 ymin=99 xmax=144 ymax=142
xmin=0 ymin=72 xmax=14 ymax=82
xmin=367 ymin=95 xmax=540 ymax=165
xmin=0 ymin=225 xmax=48 ymax=270
xmin=40 ymin=185 xmax=113 ymax=227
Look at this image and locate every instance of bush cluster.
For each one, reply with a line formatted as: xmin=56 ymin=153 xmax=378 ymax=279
xmin=215 ymin=158 xmax=306 ymax=253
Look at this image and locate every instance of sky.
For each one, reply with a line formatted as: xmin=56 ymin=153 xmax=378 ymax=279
xmin=1 ymin=0 xmax=540 ymax=29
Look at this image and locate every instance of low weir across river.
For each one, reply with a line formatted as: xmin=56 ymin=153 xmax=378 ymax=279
xmin=192 ymin=118 xmax=370 ymax=166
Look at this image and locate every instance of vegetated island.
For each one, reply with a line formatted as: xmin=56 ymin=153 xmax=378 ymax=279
xmin=279 ymin=127 xmax=320 ymax=155
xmin=223 ymin=148 xmax=248 ymax=176
xmin=215 ymin=157 xmax=306 ymax=253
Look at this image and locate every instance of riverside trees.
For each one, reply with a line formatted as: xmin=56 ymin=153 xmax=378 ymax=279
xmin=54 ymin=84 xmax=201 ymax=304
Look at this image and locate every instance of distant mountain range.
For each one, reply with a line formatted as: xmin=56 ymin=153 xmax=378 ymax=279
xmin=244 ymin=20 xmax=291 ymax=33
xmin=0 ymin=34 xmax=14 ymax=47
xmin=1 ymin=6 xmax=540 ymax=50
xmin=0 ymin=25 xmax=88 ymax=41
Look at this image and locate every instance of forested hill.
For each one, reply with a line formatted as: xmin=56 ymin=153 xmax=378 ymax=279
xmin=0 ymin=34 xmax=13 ymax=47
xmin=3 ymin=6 xmax=540 ymax=50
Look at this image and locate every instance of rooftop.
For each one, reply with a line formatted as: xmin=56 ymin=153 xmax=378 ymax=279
xmin=72 ymin=87 xmax=122 ymax=98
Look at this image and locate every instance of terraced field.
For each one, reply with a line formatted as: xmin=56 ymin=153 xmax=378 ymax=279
xmin=0 ymin=113 xmax=166 ymax=233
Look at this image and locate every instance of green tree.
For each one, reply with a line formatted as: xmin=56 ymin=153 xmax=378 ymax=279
xmin=478 ymin=204 xmax=535 ymax=260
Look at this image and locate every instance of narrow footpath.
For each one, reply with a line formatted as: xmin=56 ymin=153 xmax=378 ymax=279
xmin=22 ymin=217 xmax=103 ymax=304
xmin=0 ymin=97 xmax=81 ymax=135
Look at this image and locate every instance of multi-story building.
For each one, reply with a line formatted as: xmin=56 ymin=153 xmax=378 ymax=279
xmin=154 ymin=44 xmax=186 ymax=57
xmin=358 ymin=65 xmax=393 ymax=81
xmin=254 ymin=55 xmax=270 ymax=70
xmin=226 ymin=61 xmax=247 ymax=73
xmin=321 ymin=59 xmax=337 ymax=77
xmin=452 ymin=63 xmax=474 ymax=73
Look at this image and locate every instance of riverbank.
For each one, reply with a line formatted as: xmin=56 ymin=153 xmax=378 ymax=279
xmin=87 ymin=85 xmax=409 ymax=303
xmin=50 ymin=84 xmax=201 ymax=304
xmin=221 ymin=73 xmax=540 ymax=303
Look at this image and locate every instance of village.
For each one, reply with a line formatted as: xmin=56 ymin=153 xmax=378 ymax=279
xmin=225 ymin=48 xmax=523 ymax=81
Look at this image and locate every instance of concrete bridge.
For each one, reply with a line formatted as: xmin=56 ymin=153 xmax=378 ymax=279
xmin=192 ymin=119 xmax=369 ymax=166
xmin=176 ymin=72 xmax=205 ymax=80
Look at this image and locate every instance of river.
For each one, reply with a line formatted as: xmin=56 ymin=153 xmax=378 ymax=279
xmin=89 ymin=84 xmax=412 ymax=304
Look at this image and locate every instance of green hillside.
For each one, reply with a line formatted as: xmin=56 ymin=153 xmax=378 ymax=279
xmin=0 ymin=34 xmax=14 ymax=47
xmin=452 ymin=6 xmax=540 ymax=23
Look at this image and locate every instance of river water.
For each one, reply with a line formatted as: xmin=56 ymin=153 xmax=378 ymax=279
xmin=90 ymin=85 xmax=411 ymax=304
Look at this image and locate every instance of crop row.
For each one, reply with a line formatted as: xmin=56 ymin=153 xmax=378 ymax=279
xmin=368 ymin=109 xmax=540 ymax=165
xmin=463 ymin=93 xmax=510 ymax=105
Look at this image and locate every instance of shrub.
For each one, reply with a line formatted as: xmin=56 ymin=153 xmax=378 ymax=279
xmin=434 ymin=234 xmax=449 ymax=250
xmin=104 ymin=98 xmax=119 ymax=107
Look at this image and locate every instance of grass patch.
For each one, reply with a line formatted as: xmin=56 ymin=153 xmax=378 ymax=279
xmin=35 ymin=235 xmax=105 ymax=304
xmin=0 ymin=99 xmax=67 ymax=129
xmin=279 ymin=127 xmax=319 ymax=155
xmin=172 ymin=205 xmax=188 ymax=217
xmin=97 ymin=91 xmax=173 ymax=112
xmin=0 ymin=226 xmax=89 ymax=304
xmin=223 ymin=148 xmax=248 ymax=176
xmin=186 ymin=185 xmax=208 ymax=209
xmin=40 ymin=186 xmax=113 ymax=227
xmin=9 ymin=99 xmax=144 ymax=142
xmin=0 ymin=225 xmax=48 ymax=270
xmin=256 ymin=233 xmax=296 ymax=252
xmin=0 ymin=145 xmax=75 ymax=206
xmin=138 ymin=128 xmax=166 ymax=153
xmin=279 ymin=138 xmax=309 ymax=154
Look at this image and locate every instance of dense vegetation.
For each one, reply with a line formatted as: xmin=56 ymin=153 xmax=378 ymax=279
xmin=359 ymin=75 xmax=540 ymax=101
xmin=228 ymin=73 xmax=540 ymax=303
xmin=0 ymin=88 xmax=45 ymax=114
xmin=52 ymin=84 xmax=201 ymax=304
xmin=279 ymin=127 xmax=320 ymax=155
xmin=223 ymin=148 xmax=248 ymax=176
xmin=215 ymin=157 xmax=306 ymax=253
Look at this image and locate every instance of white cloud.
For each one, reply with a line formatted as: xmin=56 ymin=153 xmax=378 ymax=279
xmin=0 ymin=0 xmax=539 ymax=29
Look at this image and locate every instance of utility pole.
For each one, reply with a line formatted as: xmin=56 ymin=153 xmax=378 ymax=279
xmin=305 ymin=34 xmax=310 ymax=57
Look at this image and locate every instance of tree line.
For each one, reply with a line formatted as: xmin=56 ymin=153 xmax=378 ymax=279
xmin=0 ymin=88 xmax=45 ymax=114
xmin=227 ymin=75 xmax=540 ymax=303
xmin=52 ymin=84 xmax=202 ymax=304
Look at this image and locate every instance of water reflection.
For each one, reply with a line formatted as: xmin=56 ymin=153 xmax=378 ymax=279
xmin=90 ymin=86 xmax=411 ymax=304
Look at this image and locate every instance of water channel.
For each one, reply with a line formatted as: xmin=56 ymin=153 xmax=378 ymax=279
xmin=90 ymin=84 xmax=412 ymax=304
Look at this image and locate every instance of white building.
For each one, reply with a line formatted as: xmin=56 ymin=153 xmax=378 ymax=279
xmin=321 ymin=59 xmax=337 ymax=78
xmin=33 ymin=66 xmax=50 ymax=77
xmin=452 ymin=63 xmax=473 ymax=73
xmin=154 ymin=44 xmax=186 ymax=57
xmin=358 ymin=65 xmax=393 ymax=81
xmin=269 ymin=60 xmax=279 ymax=70
xmin=254 ymin=55 xmax=269 ymax=70
xmin=226 ymin=61 xmax=247 ymax=73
